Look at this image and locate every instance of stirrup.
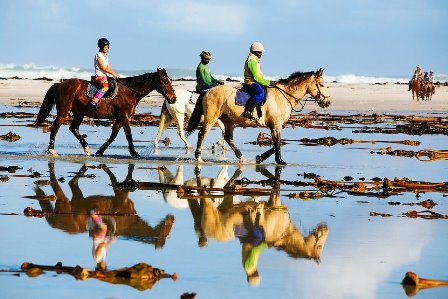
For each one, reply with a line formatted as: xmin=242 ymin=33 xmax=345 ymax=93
xmin=242 ymin=111 xmax=255 ymax=120
xmin=89 ymin=101 xmax=99 ymax=110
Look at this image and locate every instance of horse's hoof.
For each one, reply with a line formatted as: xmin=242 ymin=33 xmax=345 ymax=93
xmin=256 ymin=155 xmax=263 ymax=164
xmin=48 ymin=149 xmax=58 ymax=156
xmin=197 ymin=157 xmax=204 ymax=163
xmin=83 ymin=146 xmax=91 ymax=156
xmin=95 ymin=151 xmax=103 ymax=157
xmin=276 ymin=160 xmax=287 ymax=165
xmin=239 ymin=156 xmax=245 ymax=164
xmin=131 ymin=152 xmax=140 ymax=159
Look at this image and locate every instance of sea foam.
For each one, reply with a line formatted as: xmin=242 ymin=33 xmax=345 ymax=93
xmin=0 ymin=63 xmax=446 ymax=83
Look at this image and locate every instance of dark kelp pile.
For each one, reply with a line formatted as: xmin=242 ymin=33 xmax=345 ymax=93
xmin=2 ymin=111 xmax=447 ymax=135
xmin=15 ymin=261 xmax=176 ymax=291
xmin=402 ymin=271 xmax=448 ymax=296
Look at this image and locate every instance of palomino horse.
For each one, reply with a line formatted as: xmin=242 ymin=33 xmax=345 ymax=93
xmin=154 ymin=89 xmax=225 ymax=150
xmin=188 ymin=165 xmax=328 ymax=284
xmin=411 ymin=79 xmax=424 ymax=101
xmin=34 ymin=68 xmax=176 ymax=158
xmin=186 ymin=68 xmax=331 ymax=165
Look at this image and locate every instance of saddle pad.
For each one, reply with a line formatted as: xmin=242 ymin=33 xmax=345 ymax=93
xmin=235 ymin=90 xmax=251 ymax=106
xmin=189 ymin=92 xmax=201 ymax=105
xmin=86 ymin=78 xmax=118 ymax=99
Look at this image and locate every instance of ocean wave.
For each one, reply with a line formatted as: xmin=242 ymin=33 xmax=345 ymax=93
xmin=1 ymin=63 xmax=446 ymax=83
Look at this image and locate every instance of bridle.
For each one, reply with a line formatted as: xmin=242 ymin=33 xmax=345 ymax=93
xmin=273 ymin=79 xmax=329 ymax=112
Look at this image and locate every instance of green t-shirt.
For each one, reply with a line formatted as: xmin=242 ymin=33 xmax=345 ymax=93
xmin=196 ymin=63 xmax=218 ymax=91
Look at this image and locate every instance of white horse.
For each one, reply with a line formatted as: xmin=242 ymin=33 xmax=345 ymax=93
xmin=158 ymin=165 xmax=238 ymax=209
xmin=154 ymin=89 xmax=226 ymax=149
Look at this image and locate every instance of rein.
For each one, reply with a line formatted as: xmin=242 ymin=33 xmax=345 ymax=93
xmin=273 ymin=86 xmax=306 ymax=112
xmin=273 ymin=79 xmax=330 ymax=112
xmin=117 ymin=80 xmax=145 ymax=98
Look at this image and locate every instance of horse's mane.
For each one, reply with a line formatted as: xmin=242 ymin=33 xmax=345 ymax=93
xmin=119 ymin=72 xmax=155 ymax=88
xmin=277 ymin=71 xmax=314 ymax=85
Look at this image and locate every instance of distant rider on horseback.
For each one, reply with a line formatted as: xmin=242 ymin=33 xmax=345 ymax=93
xmin=90 ymin=38 xmax=119 ymax=109
xmin=195 ymin=51 xmax=223 ymax=92
xmin=242 ymin=42 xmax=276 ymax=120
xmin=408 ymin=65 xmax=422 ymax=91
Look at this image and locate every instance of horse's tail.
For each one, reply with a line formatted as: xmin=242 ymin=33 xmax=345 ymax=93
xmin=34 ymin=83 xmax=60 ymax=127
xmin=186 ymin=93 xmax=205 ymax=136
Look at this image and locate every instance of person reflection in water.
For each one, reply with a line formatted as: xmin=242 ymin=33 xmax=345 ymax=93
xmin=236 ymin=207 xmax=268 ymax=287
xmin=86 ymin=209 xmax=116 ymax=271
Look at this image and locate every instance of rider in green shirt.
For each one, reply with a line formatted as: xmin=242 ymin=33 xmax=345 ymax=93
xmin=196 ymin=51 xmax=223 ymax=92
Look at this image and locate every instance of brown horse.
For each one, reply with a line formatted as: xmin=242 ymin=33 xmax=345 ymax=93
xmin=34 ymin=68 xmax=176 ymax=158
xmin=186 ymin=68 xmax=331 ymax=164
xmin=34 ymin=162 xmax=175 ymax=249
xmin=411 ymin=79 xmax=424 ymax=101
xmin=421 ymin=81 xmax=434 ymax=101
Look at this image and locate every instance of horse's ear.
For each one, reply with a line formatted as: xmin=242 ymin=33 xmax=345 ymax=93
xmin=317 ymin=68 xmax=324 ymax=77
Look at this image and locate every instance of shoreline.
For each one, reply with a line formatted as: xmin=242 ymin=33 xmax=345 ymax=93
xmin=0 ymin=78 xmax=446 ymax=113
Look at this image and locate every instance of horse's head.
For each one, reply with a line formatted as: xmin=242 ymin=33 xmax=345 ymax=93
xmin=308 ymin=68 xmax=331 ymax=108
xmin=156 ymin=68 xmax=177 ymax=104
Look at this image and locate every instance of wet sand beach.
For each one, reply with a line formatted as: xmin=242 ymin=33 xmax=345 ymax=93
xmin=0 ymin=78 xmax=447 ymax=299
xmin=0 ymin=78 xmax=447 ymax=112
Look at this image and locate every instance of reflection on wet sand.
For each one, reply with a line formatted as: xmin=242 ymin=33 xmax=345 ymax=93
xmin=161 ymin=165 xmax=329 ymax=286
xmin=86 ymin=209 xmax=116 ymax=271
xmin=34 ymin=162 xmax=174 ymax=249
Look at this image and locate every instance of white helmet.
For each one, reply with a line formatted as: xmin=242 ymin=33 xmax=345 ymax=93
xmin=250 ymin=42 xmax=265 ymax=52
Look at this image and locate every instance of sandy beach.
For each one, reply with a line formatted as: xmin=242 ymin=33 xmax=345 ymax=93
xmin=0 ymin=78 xmax=446 ymax=113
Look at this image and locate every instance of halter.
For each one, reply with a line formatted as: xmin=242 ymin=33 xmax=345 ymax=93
xmin=273 ymin=80 xmax=329 ymax=112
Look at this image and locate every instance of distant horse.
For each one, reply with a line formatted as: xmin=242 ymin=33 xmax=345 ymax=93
xmin=34 ymin=68 xmax=176 ymax=158
xmin=421 ymin=81 xmax=434 ymax=101
xmin=153 ymin=89 xmax=225 ymax=150
xmin=411 ymin=79 xmax=424 ymax=101
xmin=186 ymin=68 xmax=331 ymax=164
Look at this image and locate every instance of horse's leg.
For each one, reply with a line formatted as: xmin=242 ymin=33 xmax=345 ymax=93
xmin=154 ymin=103 xmax=174 ymax=148
xmin=256 ymin=127 xmax=287 ymax=165
xmin=173 ymin=108 xmax=191 ymax=149
xmin=212 ymin=119 xmax=226 ymax=152
xmin=273 ymin=128 xmax=287 ymax=165
xmin=47 ymin=115 xmax=66 ymax=156
xmin=122 ymin=119 xmax=140 ymax=158
xmin=222 ymin=122 xmax=244 ymax=163
xmin=196 ymin=122 xmax=226 ymax=162
xmin=95 ymin=121 xmax=122 ymax=157
xmin=69 ymin=113 xmax=90 ymax=155
xmin=256 ymin=147 xmax=275 ymax=164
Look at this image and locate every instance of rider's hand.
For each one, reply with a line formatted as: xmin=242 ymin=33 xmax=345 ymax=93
xmin=269 ymin=80 xmax=277 ymax=87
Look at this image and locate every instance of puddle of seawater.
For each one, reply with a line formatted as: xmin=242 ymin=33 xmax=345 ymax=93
xmin=0 ymin=106 xmax=447 ymax=298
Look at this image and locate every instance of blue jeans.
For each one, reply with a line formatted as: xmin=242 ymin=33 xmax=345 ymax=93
xmin=244 ymin=83 xmax=265 ymax=104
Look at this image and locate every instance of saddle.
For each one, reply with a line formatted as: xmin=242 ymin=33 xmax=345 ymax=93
xmin=188 ymin=91 xmax=201 ymax=105
xmin=235 ymin=84 xmax=268 ymax=106
xmin=86 ymin=76 xmax=118 ymax=99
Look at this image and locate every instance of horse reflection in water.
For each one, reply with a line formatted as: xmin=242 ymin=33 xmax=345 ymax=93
xmin=159 ymin=165 xmax=328 ymax=286
xmin=158 ymin=164 xmax=236 ymax=210
xmin=35 ymin=162 xmax=175 ymax=269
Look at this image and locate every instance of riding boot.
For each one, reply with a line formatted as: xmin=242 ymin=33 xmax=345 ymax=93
xmin=408 ymin=80 xmax=411 ymax=91
xmin=242 ymin=98 xmax=257 ymax=120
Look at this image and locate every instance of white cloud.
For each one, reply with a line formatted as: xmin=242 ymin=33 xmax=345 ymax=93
xmin=155 ymin=2 xmax=247 ymax=35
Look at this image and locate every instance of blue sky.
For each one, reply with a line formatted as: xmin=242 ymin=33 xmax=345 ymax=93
xmin=1 ymin=0 xmax=447 ymax=77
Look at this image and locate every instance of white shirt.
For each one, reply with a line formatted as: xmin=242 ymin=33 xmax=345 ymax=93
xmin=94 ymin=52 xmax=109 ymax=77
